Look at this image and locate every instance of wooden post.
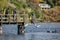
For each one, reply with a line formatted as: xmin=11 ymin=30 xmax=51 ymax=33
xmin=17 ymin=18 xmax=25 ymax=35
xmin=18 ymin=22 xmax=25 ymax=35
xmin=0 ymin=22 xmax=2 ymax=35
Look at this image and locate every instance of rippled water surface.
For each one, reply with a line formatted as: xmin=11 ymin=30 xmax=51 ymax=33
xmin=0 ymin=33 xmax=60 ymax=40
xmin=0 ymin=23 xmax=60 ymax=40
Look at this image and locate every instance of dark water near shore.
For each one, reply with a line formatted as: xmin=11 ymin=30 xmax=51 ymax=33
xmin=0 ymin=23 xmax=60 ymax=40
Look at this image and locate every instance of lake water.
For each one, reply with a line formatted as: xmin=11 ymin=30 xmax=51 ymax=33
xmin=0 ymin=23 xmax=60 ymax=40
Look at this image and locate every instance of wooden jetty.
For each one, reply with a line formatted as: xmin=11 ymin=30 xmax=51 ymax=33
xmin=0 ymin=13 xmax=25 ymax=35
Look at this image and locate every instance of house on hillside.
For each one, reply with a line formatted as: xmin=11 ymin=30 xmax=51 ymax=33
xmin=39 ymin=3 xmax=51 ymax=10
xmin=29 ymin=0 xmax=51 ymax=10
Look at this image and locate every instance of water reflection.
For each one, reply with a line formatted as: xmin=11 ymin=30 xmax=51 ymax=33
xmin=0 ymin=34 xmax=25 ymax=40
xmin=0 ymin=33 xmax=60 ymax=40
xmin=25 ymin=33 xmax=60 ymax=40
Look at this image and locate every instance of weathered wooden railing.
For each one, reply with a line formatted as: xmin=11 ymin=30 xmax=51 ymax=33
xmin=0 ymin=14 xmax=25 ymax=35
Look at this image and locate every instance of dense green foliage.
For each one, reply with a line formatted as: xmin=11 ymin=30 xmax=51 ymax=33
xmin=0 ymin=0 xmax=43 ymax=18
xmin=45 ymin=0 xmax=60 ymax=7
xmin=0 ymin=0 xmax=60 ymax=22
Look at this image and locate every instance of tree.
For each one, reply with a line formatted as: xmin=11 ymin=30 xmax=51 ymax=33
xmin=0 ymin=0 xmax=8 ymax=9
xmin=57 ymin=1 xmax=60 ymax=6
xmin=45 ymin=0 xmax=60 ymax=7
xmin=38 ymin=0 xmax=44 ymax=2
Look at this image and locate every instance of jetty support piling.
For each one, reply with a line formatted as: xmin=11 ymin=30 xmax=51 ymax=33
xmin=0 ymin=22 xmax=2 ymax=35
xmin=18 ymin=22 xmax=25 ymax=35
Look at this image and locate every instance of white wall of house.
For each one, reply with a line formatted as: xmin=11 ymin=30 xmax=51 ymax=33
xmin=39 ymin=3 xmax=51 ymax=10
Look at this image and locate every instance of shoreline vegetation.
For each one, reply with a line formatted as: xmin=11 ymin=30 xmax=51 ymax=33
xmin=0 ymin=0 xmax=60 ymax=23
